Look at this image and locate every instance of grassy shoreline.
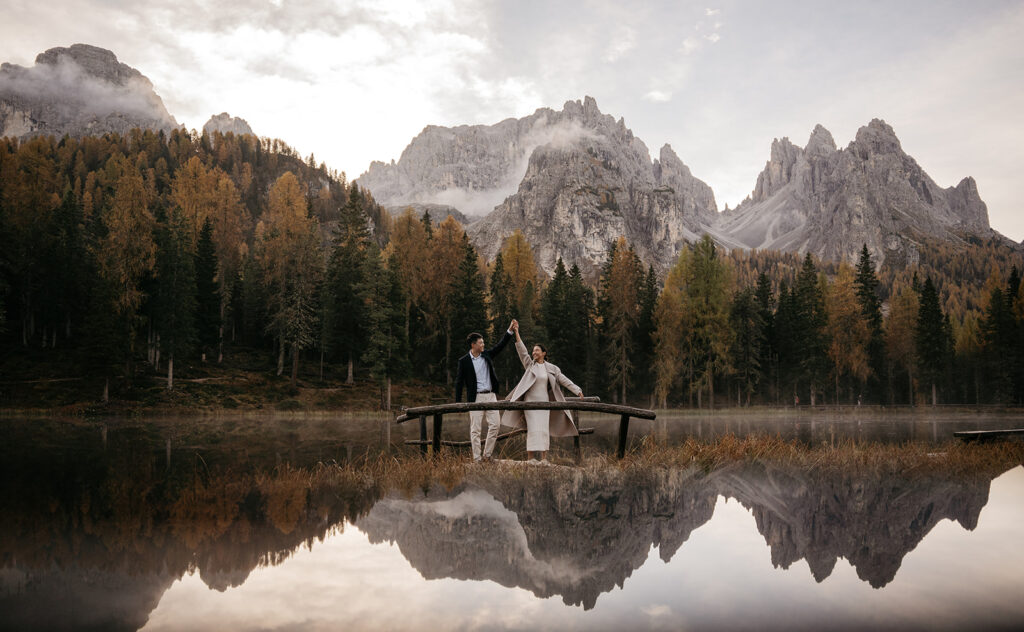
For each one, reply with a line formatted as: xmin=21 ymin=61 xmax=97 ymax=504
xmin=3 ymin=348 xmax=1024 ymax=418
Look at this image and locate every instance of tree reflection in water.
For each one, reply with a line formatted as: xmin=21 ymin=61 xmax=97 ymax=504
xmin=0 ymin=419 xmax=1021 ymax=629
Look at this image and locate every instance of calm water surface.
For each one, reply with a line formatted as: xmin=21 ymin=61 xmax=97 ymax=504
xmin=1 ymin=412 xmax=1022 ymax=631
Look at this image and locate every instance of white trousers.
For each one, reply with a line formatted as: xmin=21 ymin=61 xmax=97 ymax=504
xmin=469 ymin=392 xmax=499 ymax=460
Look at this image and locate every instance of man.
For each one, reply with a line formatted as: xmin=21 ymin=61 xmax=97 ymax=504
xmin=455 ymin=320 xmax=516 ymax=461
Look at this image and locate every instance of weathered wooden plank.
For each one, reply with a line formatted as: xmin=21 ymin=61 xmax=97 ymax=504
xmin=954 ymin=429 xmax=1024 ymax=442
xmin=617 ymin=414 xmax=630 ymax=459
xmin=396 ymin=399 xmax=654 ymax=424
xmin=418 ymin=415 xmax=428 ymax=456
xmin=432 ymin=413 xmax=443 ymax=454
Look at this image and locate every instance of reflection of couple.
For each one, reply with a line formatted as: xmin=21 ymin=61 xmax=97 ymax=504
xmin=455 ymin=320 xmax=583 ymax=463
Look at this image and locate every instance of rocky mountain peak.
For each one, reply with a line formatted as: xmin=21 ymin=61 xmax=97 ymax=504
xmin=751 ymin=136 xmax=802 ymax=203
xmin=718 ymin=118 xmax=1000 ymax=266
xmin=852 ymin=118 xmax=902 ymax=156
xmin=0 ymin=43 xmax=179 ymax=140
xmin=947 ymin=176 xmax=989 ymax=230
xmin=658 ymin=144 xmax=691 ymax=178
xmin=455 ymin=98 xmax=717 ymax=276
xmin=203 ymin=112 xmax=254 ymax=137
xmin=562 ymin=95 xmax=602 ymax=120
xmin=804 ymin=124 xmax=836 ymax=156
xmin=34 ymin=44 xmax=144 ymax=87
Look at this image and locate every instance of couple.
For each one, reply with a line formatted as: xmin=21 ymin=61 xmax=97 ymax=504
xmin=454 ymin=320 xmax=583 ymax=464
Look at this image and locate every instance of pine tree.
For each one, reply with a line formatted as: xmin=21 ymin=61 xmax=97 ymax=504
xmin=385 ymin=208 xmax=430 ymax=341
xmin=257 ymin=172 xmax=324 ymax=386
xmin=501 ymin=230 xmax=541 ymax=339
xmin=825 ymin=263 xmax=871 ymax=403
xmin=540 ymin=258 xmax=572 ymax=361
xmin=449 ymin=234 xmax=489 ymax=377
xmin=885 ymin=284 xmax=919 ymax=405
xmin=916 ymin=277 xmax=948 ymax=406
xmin=775 ymin=282 xmax=804 ymax=404
xmin=854 ymin=244 xmax=885 ymax=402
xmin=980 ymin=285 xmax=1014 ymax=404
xmin=325 ymin=182 xmax=370 ymax=383
xmin=488 ymin=252 xmax=517 ymax=392
xmin=565 ymin=263 xmax=596 ymax=394
xmin=95 ymin=168 xmax=156 ymax=381
xmin=208 ymin=172 xmax=248 ymax=363
xmin=687 ymin=235 xmax=733 ymax=409
xmin=953 ymin=312 xmax=983 ymax=404
xmin=153 ymin=207 xmax=197 ymax=390
xmin=46 ymin=189 xmax=88 ymax=346
xmin=425 ymin=217 xmax=468 ymax=385
xmin=599 ymin=237 xmax=642 ymax=403
xmin=194 ymin=217 xmax=220 ymax=361
xmin=729 ymin=286 xmax=763 ymax=406
xmin=654 ymin=248 xmax=691 ymax=408
xmin=754 ymin=273 xmax=776 ymax=403
xmin=1005 ymin=268 xmax=1024 ymax=404
xmin=635 ymin=265 xmax=659 ymax=406
xmin=794 ymin=254 xmax=827 ymax=405
xmin=358 ymin=244 xmax=408 ymax=410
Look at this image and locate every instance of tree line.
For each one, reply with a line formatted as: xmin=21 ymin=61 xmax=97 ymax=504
xmin=1 ymin=130 xmax=1023 ymax=408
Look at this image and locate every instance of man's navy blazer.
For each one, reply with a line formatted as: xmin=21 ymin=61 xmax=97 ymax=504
xmin=454 ymin=331 xmax=513 ymax=402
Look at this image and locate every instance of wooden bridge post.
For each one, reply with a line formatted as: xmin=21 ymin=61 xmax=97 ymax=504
xmin=573 ymin=434 xmax=582 ymax=464
xmin=419 ymin=415 xmax=428 ymax=456
xmin=617 ymin=414 xmax=630 ymax=459
xmin=432 ymin=413 xmax=443 ymax=455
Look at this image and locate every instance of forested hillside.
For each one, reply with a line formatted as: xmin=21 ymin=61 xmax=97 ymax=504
xmin=1 ymin=130 xmax=1022 ymax=410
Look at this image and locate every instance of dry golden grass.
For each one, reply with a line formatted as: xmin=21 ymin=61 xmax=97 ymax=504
xmin=296 ymin=435 xmax=1024 ymax=498
xmin=615 ymin=434 xmax=1024 ymax=479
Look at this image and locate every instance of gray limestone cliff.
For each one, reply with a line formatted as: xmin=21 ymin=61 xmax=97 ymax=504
xmin=0 ymin=44 xmax=180 ymax=140
xmin=203 ymin=112 xmax=254 ymax=137
xmin=717 ymin=119 xmax=995 ymax=265
xmin=357 ymin=96 xmax=718 ymax=277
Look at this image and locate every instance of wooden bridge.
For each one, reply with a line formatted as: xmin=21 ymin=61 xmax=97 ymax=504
xmin=394 ymin=397 xmax=656 ymax=460
xmin=954 ymin=429 xmax=1024 ymax=443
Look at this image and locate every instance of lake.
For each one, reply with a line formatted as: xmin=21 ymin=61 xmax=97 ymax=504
xmin=1 ymin=410 xmax=1023 ymax=631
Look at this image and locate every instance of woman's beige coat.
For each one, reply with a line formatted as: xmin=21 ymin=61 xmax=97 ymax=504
xmin=500 ymin=338 xmax=582 ymax=437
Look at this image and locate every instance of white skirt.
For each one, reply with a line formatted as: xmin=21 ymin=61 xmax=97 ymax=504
xmin=524 ymin=367 xmax=550 ymax=451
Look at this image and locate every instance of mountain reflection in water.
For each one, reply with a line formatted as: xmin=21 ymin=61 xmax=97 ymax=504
xmin=356 ymin=462 xmax=997 ymax=610
xmin=1 ymin=417 xmax=1022 ymax=630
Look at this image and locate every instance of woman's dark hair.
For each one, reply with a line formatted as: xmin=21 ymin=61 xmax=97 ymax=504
xmin=467 ymin=332 xmax=484 ymax=347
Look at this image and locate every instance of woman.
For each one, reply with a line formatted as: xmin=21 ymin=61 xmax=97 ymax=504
xmin=501 ymin=322 xmax=584 ymax=463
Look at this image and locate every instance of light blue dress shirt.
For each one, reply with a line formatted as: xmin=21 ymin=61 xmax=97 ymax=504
xmin=470 ymin=352 xmax=491 ymax=392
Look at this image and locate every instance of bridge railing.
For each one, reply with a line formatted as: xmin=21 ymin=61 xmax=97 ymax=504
xmin=394 ymin=397 xmax=656 ymax=459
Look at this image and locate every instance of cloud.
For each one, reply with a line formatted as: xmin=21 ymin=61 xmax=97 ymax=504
xmin=644 ymin=90 xmax=673 ymax=103
xmin=681 ymin=37 xmax=702 ymax=55
xmin=414 ymin=118 xmax=600 ymax=217
xmin=0 ymin=52 xmax=176 ymax=124
xmin=643 ymin=604 xmax=674 ymax=617
xmin=604 ymin=27 xmax=636 ymax=62
xmin=705 ymin=8 xmax=720 ymax=17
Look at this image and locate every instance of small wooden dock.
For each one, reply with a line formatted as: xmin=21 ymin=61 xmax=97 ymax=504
xmin=954 ymin=429 xmax=1024 ymax=443
xmin=394 ymin=397 xmax=656 ymax=460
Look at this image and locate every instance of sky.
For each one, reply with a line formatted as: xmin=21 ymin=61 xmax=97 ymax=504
xmin=2 ymin=0 xmax=1022 ymax=241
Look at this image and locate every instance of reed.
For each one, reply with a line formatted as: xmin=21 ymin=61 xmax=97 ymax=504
xmin=296 ymin=435 xmax=1024 ymax=496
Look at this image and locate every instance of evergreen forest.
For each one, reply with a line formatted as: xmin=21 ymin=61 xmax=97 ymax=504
xmin=1 ymin=130 xmax=1022 ymax=409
